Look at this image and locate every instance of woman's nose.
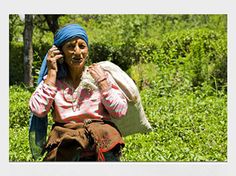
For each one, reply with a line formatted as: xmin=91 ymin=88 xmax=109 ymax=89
xmin=74 ymin=45 xmax=82 ymax=56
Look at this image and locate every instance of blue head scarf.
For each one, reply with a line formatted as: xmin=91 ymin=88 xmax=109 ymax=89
xmin=54 ymin=24 xmax=88 ymax=47
xmin=29 ymin=24 xmax=88 ymax=160
xmin=38 ymin=24 xmax=89 ymax=84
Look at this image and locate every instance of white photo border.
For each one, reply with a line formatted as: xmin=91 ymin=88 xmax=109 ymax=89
xmin=1 ymin=0 xmax=235 ymax=176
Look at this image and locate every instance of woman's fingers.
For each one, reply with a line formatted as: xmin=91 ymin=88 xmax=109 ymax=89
xmin=88 ymin=63 xmax=106 ymax=81
xmin=50 ymin=50 xmax=61 ymax=57
xmin=47 ymin=45 xmax=63 ymax=71
xmin=48 ymin=45 xmax=62 ymax=58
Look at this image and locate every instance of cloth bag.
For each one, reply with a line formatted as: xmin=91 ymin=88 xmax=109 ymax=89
xmin=98 ymin=61 xmax=152 ymax=136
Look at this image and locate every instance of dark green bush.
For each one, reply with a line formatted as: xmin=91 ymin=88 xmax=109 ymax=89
xmin=9 ymin=42 xmax=24 ymax=85
xmin=89 ymin=42 xmax=135 ymax=71
xmin=89 ymin=39 xmax=159 ymax=71
xmin=10 ymin=41 xmax=52 ymax=86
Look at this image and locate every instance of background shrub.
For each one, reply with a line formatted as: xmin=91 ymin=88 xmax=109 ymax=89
xmin=152 ymin=28 xmax=227 ymax=89
xmin=9 ymin=15 xmax=227 ymax=87
xmin=126 ymin=28 xmax=227 ymax=93
xmin=9 ymin=42 xmax=24 ymax=85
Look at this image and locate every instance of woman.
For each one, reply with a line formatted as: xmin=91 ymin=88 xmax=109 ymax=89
xmin=29 ymin=24 xmax=128 ymax=161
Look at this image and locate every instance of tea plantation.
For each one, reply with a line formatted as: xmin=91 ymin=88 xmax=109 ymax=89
xmin=9 ymin=14 xmax=227 ymax=162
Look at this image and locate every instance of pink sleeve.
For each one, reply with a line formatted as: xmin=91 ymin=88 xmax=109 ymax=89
xmin=101 ymin=73 xmax=128 ymax=119
xmin=29 ymin=81 xmax=57 ymax=117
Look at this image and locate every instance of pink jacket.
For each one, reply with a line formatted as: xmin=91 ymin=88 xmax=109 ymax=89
xmin=29 ymin=72 xmax=128 ymax=123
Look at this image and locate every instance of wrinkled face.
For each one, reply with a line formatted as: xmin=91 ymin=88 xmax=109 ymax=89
xmin=62 ymin=37 xmax=88 ymax=70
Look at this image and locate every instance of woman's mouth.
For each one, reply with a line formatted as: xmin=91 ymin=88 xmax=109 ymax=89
xmin=71 ymin=57 xmax=82 ymax=63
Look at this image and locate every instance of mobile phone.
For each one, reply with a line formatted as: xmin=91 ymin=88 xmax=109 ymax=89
xmin=56 ymin=51 xmax=67 ymax=79
xmin=57 ymin=49 xmax=64 ymax=64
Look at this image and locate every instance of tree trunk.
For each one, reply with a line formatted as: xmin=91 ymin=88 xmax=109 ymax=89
xmin=23 ymin=15 xmax=34 ymax=87
xmin=44 ymin=15 xmax=61 ymax=34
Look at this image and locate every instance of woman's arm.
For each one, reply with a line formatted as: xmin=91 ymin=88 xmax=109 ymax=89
xmin=29 ymin=80 xmax=57 ymax=117
xmin=88 ymin=64 xmax=128 ymax=119
xmin=30 ymin=45 xmax=62 ymax=117
xmin=100 ymin=73 xmax=128 ymax=119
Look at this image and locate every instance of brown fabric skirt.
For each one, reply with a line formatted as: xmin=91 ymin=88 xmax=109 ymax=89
xmin=43 ymin=120 xmax=124 ymax=161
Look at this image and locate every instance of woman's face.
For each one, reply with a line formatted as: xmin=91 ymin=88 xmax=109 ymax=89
xmin=62 ymin=37 xmax=88 ymax=70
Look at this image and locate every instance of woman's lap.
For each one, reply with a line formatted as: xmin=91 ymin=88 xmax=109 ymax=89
xmin=44 ymin=121 xmax=124 ymax=161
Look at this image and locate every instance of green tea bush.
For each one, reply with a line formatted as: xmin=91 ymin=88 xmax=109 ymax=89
xmin=9 ymin=85 xmax=33 ymax=128
xmin=9 ymin=127 xmax=33 ymax=161
xmin=121 ymin=88 xmax=227 ymax=161
xmin=9 ymin=84 xmax=227 ymax=162
xmin=9 ymin=85 xmax=54 ymax=162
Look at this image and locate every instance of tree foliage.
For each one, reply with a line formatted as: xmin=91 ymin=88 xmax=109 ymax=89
xmin=9 ymin=14 xmax=227 ymax=90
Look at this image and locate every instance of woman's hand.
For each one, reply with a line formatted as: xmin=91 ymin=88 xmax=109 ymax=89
xmin=44 ymin=45 xmax=63 ymax=87
xmin=47 ymin=45 xmax=64 ymax=72
xmin=88 ymin=63 xmax=110 ymax=90
xmin=88 ymin=63 xmax=106 ymax=81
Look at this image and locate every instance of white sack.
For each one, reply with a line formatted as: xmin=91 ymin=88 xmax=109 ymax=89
xmin=98 ymin=61 xmax=152 ymax=136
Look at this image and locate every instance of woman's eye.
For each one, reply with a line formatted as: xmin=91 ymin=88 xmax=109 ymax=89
xmin=79 ymin=45 xmax=85 ymax=49
xmin=67 ymin=44 xmax=74 ymax=49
